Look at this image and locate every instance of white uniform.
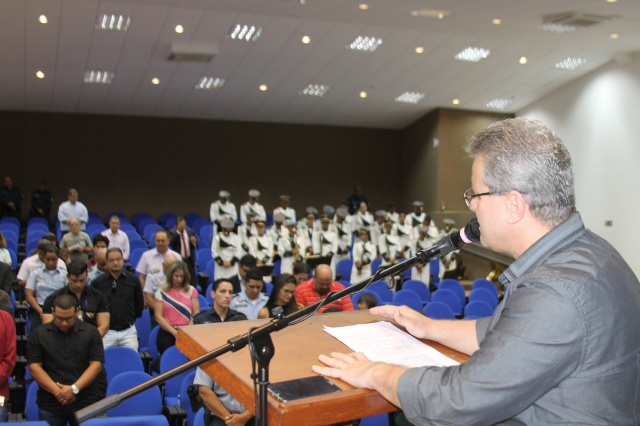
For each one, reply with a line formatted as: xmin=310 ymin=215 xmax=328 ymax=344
xmin=273 ymin=207 xmax=296 ymax=223
xmin=378 ymin=233 xmax=402 ymax=267
xmin=312 ymin=229 xmax=339 ymax=277
xmin=405 ymin=212 xmax=426 ymax=228
xmin=210 ymin=200 xmax=237 ymax=225
xmin=350 ymin=240 xmax=377 ymax=284
xmin=211 ymin=232 xmax=242 ymax=280
xmin=331 ymin=220 xmax=351 ymax=258
xmin=237 ymin=223 xmax=257 ymax=255
xmin=410 ymin=237 xmax=444 ymax=284
xmin=240 ymin=202 xmax=266 ymax=224
xmin=277 ymin=234 xmax=303 ymax=275
xmin=249 ymin=234 xmax=274 ymax=266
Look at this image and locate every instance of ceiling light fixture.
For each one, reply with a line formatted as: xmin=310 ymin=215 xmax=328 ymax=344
xmin=84 ymin=70 xmax=114 ymax=84
xmin=492 ymin=18 xmax=502 ymax=25
xmin=195 ymin=77 xmax=225 ymax=90
xmin=610 ymin=33 xmax=619 ymax=39
xmin=395 ymin=92 xmax=425 ymax=104
xmin=487 ymin=98 xmax=513 ymax=110
xmin=300 ymin=84 xmax=329 ymax=97
xmin=359 ymin=91 xmax=367 ymax=99
xmin=452 ymin=99 xmax=460 ymax=105
xmin=301 ymin=35 xmax=311 ymax=44
xmin=539 ymin=23 xmax=576 ymax=33
xmin=415 ymin=47 xmax=424 ymax=54
xmin=519 ymin=56 xmax=528 ymax=64
xmin=228 ymin=24 xmax=262 ymax=42
xmin=455 ymin=47 xmax=490 ymax=62
xmin=259 ymin=84 xmax=268 ymax=91
xmin=175 ymin=25 xmax=184 ymax=34
xmin=358 ymin=4 xmax=369 ymax=10
xmin=410 ymin=9 xmax=451 ymax=19
xmin=151 ymin=78 xmax=160 ymax=85
xmin=38 ymin=15 xmax=48 ymax=24
xmin=96 ymin=14 xmax=131 ymax=31
xmin=36 ymin=71 xmax=45 ymax=79
xmin=347 ymin=36 xmax=382 ymax=52
xmin=555 ymin=57 xmax=586 ymax=70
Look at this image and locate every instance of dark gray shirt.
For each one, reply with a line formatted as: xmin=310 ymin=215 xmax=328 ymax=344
xmin=398 ymin=213 xmax=640 ymax=425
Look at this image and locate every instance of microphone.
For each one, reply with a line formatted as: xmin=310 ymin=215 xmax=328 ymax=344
xmin=419 ymin=218 xmax=481 ymax=261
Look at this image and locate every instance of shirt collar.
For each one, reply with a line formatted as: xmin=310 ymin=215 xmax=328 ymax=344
xmin=499 ymin=212 xmax=585 ymax=286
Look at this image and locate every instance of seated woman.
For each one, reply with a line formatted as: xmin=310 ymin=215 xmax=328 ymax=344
xmin=258 ymin=274 xmax=302 ymax=319
xmin=154 ymin=260 xmax=199 ymax=354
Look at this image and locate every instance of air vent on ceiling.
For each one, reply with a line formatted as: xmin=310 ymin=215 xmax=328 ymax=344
xmin=542 ymin=12 xmax=612 ymax=27
xmin=167 ymin=43 xmax=218 ymax=62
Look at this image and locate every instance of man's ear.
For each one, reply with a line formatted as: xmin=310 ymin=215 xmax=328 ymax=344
xmin=506 ymin=190 xmax=527 ymax=224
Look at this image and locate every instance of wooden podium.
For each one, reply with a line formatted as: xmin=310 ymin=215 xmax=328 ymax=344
xmin=177 ymin=310 xmax=469 ymax=426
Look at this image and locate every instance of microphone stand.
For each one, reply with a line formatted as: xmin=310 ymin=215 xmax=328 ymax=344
xmin=75 ymin=239 xmax=455 ymax=425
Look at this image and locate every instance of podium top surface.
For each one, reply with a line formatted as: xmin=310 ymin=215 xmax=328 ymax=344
xmin=177 ymin=310 xmax=469 ymax=426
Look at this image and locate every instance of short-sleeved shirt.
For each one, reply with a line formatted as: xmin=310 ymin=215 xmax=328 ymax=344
xmin=17 ymin=254 xmax=67 ymax=282
xmin=192 ymin=308 xmax=247 ymax=325
xmin=42 ymin=286 xmax=109 ymax=328
xmin=155 ymin=286 xmax=198 ymax=327
xmin=229 ymin=291 xmax=269 ymax=320
xmin=91 ymin=272 xmax=144 ymax=329
xmin=193 ymin=367 xmax=246 ymax=414
xmin=60 ymin=231 xmax=93 ymax=263
xmin=26 ymin=266 xmax=68 ymax=305
xmin=86 ymin=266 xmax=106 ymax=286
xmin=26 ymin=320 xmax=104 ymax=414
xmin=135 ymin=248 xmax=181 ymax=277
xmin=143 ymin=268 xmax=167 ymax=295
xmin=294 ymin=280 xmax=354 ymax=313
xmin=101 ymin=229 xmax=130 ymax=260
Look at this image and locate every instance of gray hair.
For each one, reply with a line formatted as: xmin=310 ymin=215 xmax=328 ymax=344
xmin=466 ymin=117 xmax=575 ymax=227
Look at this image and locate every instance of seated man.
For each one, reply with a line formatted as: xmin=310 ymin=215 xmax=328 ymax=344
xmin=229 ymin=268 xmax=268 ymax=320
xmin=193 ymin=279 xmax=247 ymax=325
xmin=295 ymin=264 xmax=353 ymax=313
xmin=194 ymin=366 xmax=253 ymax=426
xmin=27 ymin=294 xmax=104 ymax=426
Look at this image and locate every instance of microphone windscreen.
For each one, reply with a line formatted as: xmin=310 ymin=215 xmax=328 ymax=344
xmin=460 ymin=218 xmax=481 ymax=244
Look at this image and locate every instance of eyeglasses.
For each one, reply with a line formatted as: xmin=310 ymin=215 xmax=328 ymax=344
xmin=463 ymin=188 xmax=500 ymax=208
xmin=53 ymin=314 xmax=76 ymax=324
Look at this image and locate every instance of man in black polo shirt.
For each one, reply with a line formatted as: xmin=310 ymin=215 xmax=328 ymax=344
xmin=193 ymin=279 xmax=247 ymax=324
xmin=27 ymin=294 xmax=104 ymax=426
xmin=91 ymin=247 xmax=144 ymax=351
xmin=42 ymin=261 xmax=110 ymax=336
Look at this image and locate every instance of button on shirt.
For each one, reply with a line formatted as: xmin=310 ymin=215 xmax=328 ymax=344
xmin=100 ymin=229 xmax=130 ymax=260
xmin=26 ymin=266 xmax=68 ymax=305
xmin=229 ymin=291 xmax=269 ymax=320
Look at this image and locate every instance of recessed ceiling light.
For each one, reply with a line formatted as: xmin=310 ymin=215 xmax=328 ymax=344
xmin=415 ymin=46 xmax=424 ymax=54
xmin=358 ymin=4 xmax=369 ymax=10
xmin=228 ymin=24 xmax=262 ymax=42
xmin=151 ymin=78 xmax=160 ymax=85
xmin=96 ymin=14 xmax=131 ymax=31
xmin=347 ymin=36 xmax=382 ymax=52
xmin=259 ymin=84 xmax=268 ymax=91
xmin=395 ymin=92 xmax=425 ymax=104
xmin=455 ymin=47 xmax=490 ymax=62
xmin=84 ymin=70 xmax=114 ymax=84
xmin=539 ymin=23 xmax=576 ymax=33
xmin=410 ymin=9 xmax=451 ymax=19
xmin=492 ymin=18 xmax=502 ymax=25
xmin=487 ymin=98 xmax=513 ymax=110
xmin=359 ymin=91 xmax=367 ymax=99
xmin=452 ymin=99 xmax=461 ymax=105
xmin=519 ymin=56 xmax=528 ymax=64
xmin=610 ymin=33 xmax=619 ymax=39
xmin=38 ymin=15 xmax=48 ymax=24
xmin=606 ymin=0 xmax=617 ymax=3
xmin=300 ymin=84 xmax=329 ymax=97
xmin=555 ymin=57 xmax=586 ymax=70
xmin=36 ymin=71 xmax=45 ymax=79
xmin=301 ymin=35 xmax=311 ymax=44
xmin=175 ymin=25 xmax=184 ymax=34
xmin=195 ymin=77 xmax=225 ymax=90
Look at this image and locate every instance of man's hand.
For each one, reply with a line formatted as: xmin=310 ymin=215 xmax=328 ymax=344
xmin=311 ymin=352 xmax=380 ymax=390
xmin=369 ymin=305 xmax=431 ymax=340
xmin=55 ymin=383 xmax=75 ymax=406
xmin=225 ymin=411 xmax=253 ymax=426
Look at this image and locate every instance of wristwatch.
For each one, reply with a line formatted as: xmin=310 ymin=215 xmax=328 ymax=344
xmin=71 ymin=384 xmax=79 ymax=395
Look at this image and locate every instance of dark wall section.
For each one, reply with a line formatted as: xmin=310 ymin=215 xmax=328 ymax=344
xmin=1 ymin=111 xmax=401 ymax=221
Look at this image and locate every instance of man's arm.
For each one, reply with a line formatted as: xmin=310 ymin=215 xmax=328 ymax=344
xmin=199 ymin=385 xmax=254 ymax=426
xmin=29 ymin=362 xmax=71 ymax=405
xmin=95 ymin=312 xmax=110 ymax=337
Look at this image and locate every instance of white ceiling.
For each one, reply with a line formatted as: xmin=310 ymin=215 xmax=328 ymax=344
xmin=1 ymin=0 xmax=639 ymax=129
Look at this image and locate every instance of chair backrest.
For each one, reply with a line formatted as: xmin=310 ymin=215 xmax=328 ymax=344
xmin=28 ymin=217 xmax=49 ymax=227
xmin=401 ymin=280 xmax=430 ymax=303
xmin=391 ymin=289 xmax=423 ymax=311
xmin=431 ymin=288 xmax=462 ymax=315
xmin=184 ymin=213 xmax=203 ymax=228
xmin=159 ymin=346 xmax=191 ymax=405
xmin=272 ymin=259 xmax=281 ymax=276
xmin=193 ymin=407 xmax=206 ymax=426
xmin=265 ymin=281 xmax=274 ymax=295
xmin=205 ymin=283 xmax=214 ymax=305
xmin=82 ymin=415 xmax=169 ymax=426
xmin=8 ymin=249 xmax=17 ymax=270
xmin=206 ymin=260 xmax=216 ymax=285
xmin=471 ymin=278 xmax=499 ymax=299
xmin=26 ymin=381 xmax=39 ymax=420
xmin=335 ymin=258 xmax=353 ymax=282
xmin=104 ymin=346 xmax=145 ymax=383
xmin=148 ymin=325 xmax=161 ymax=362
xmin=133 ymin=212 xmax=154 ymax=228
xmin=158 ymin=212 xmax=177 ymax=227
xmin=368 ymin=280 xmax=393 ymax=303
xmin=130 ymin=239 xmax=149 ymax=252
xmin=464 ymin=300 xmax=495 ymax=319
xmin=423 ymin=301 xmax=456 ymax=319
xmin=136 ymin=308 xmax=152 ymax=352
xmin=178 ymin=370 xmax=198 ymax=426
xmin=0 ymin=217 xmax=20 ymax=229
xmin=429 ymin=258 xmax=441 ymax=287
xmin=197 ymin=293 xmax=209 ymax=311
xmin=438 ymin=279 xmax=466 ymax=309
xmin=106 ymin=371 xmax=162 ymax=416
xmin=198 ymin=223 xmax=213 ymax=246
xmin=0 ymin=229 xmax=18 ymax=243
xmin=468 ymin=288 xmax=498 ymax=309
xmin=370 ymin=258 xmax=382 ymax=275
xmin=192 ymin=218 xmax=210 ymax=235
xmin=127 ymin=248 xmax=147 ymax=270
xmin=360 ymin=413 xmax=390 ymax=426
xmin=195 ymin=248 xmax=212 ymax=270
xmin=136 ymin=217 xmax=157 ymax=234
xmin=9 ymin=289 xmax=16 ymax=313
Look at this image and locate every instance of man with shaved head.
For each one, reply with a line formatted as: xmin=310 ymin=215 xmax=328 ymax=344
xmin=294 ymin=264 xmax=353 ymax=313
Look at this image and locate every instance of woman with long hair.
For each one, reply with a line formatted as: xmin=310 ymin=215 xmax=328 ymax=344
xmin=258 ymin=273 xmax=301 ymax=319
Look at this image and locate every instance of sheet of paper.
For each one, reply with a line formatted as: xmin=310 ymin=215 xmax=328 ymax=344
xmin=323 ymin=321 xmax=459 ymax=368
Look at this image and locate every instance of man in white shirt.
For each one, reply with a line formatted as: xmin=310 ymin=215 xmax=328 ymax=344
xmin=210 ymin=190 xmax=237 ymax=232
xmin=101 ymin=216 xmax=130 ymax=260
xmin=135 ymin=230 xmax=181 ymax=289
xmin=229 ymin=268 xmax=268 ymax=320
xmin=17 ymin=240 xmax=67 ymax=288
xmin=239 ymin=189 xmax=266 ymax=225
xmin=57 ymin=188 xmax=88 ymax=233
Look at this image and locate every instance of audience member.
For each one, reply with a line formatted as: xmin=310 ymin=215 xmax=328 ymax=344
xmin=410 ymin=226 xmax=443 ymax=286
xmin=193 ymin=279 xmax=247 ymax=324
xmin=332 ymin=208 xmax=351 ymax=259
xmin=393 ymin=212 xmax=411 ymax=252
xmin=378 ymin=220 xmax=404 ymax=268
xmin=353 ymin=202 xmax=373 ymax=236
xmin=144 ymin=254 xmax=178 ymax=321
xmin=297 ymin=210 xmax=316 ymax=257
xmin=87 ymin=234 xmax=109 ymax=269
xmin=211 ymin=218 xmax=242 ymax=282
xmin=57 ymin=188 xmax=88 ymax=233
xmin=30 ymin=180 xmax=53 ymax=222
xmin=386 ymin=204 xmax=399 ymax=224
xmin=227 ymin=254 xmax=257 ymax=295
xmin=17 ymin=240 xmax=67 ymax=288
xmin=239 ymin=189 xmax=266 ymax=225
xmin=248 ymin=218 xmax=273 ymax=267
xmin=0 ymin=263 xmax=15 ymax=295
xmin=273 ymin=194 xmax=296 ymax=223
xmin=229 ymin=267 xmax=268 ymax=320
xmin=350 ymin=229 xmax=376 ymax=285
xmin=86 ymin=248 xmax=108 ymax=286
xmin=258 ymin=274 xmax=301 ymax=319
xmin=0 ymin=290 xmax=12 ymax=316
xmin=267 ymin=212 xmax=287 ymax=257
xmin=154 ymin=260 xmax=199 ymax=354
xmin=59 ymin=218 xmax=93 ymax=263
xmin=405 ymin=201 xmax=426 ymax=227
xmin=370 ymin=210 xmax=387 ymax=245
xmin=237 ymin=212 xmax=257 ymax=254
xmin=194 ymin=365 xmax=254 ymax=426
xmin=92 ymin=248 xmax=144 ymax=351
xmin=0 ymin=302 xmax=15 ymax=420
xmin=42 ymin=261 xmax=110 ymax=337
xmin=0 ymin=176 xmax=22 ymax=220
xmin=356 ymin=293 xmax=378 ymax=310
xmin=0 ymin=232 xmax=11 ymax=265
xmin=312 ymin=216 xmax=338 ymax=276
xmin=169 ymin=217 xmax=197 ymax=285
xmin=210 ymin=190 xmax=237 ymax=231
xmin=136 ymin=229 xmax=181 ymax=289
xmin=101 ymin=215 xmax=130 ymax=261
xmin=292 ymin=262 xmax=310 ymax=285
xmin=27 ymin=294 xmax=104 ymax=426
xmin=345 ymin=186 xmax=368 ymax=215
xmin=25 ymin=245 xmax=68 ymax=334
xmin=295 ymin=264 xmax=353 ymax=313
xmin=277 ymin=220 xmax=303 ymax=275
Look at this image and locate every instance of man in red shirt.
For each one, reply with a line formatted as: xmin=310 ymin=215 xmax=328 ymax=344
xmin=295 ymin=264 xmax=354 ymax=313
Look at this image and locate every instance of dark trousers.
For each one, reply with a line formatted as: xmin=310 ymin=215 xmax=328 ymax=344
xmin=156 ymin=327 xmax=176 ymax=355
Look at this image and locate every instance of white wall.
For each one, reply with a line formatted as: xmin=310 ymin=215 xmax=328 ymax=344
xmin=520 ymin=56 xmax=640 ymax=277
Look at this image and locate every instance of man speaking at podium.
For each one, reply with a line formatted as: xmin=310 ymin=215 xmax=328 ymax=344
xmin=314 ymin=118 xmax=640 ymax=424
